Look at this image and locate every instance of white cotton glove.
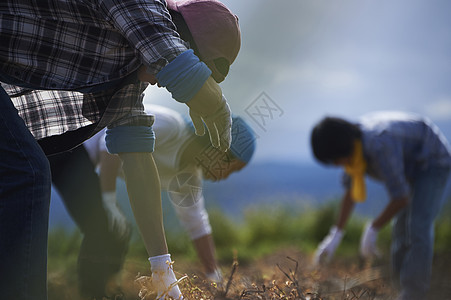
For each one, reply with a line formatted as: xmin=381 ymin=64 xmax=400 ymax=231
xmin=102 ymin=191 xmax=129 ymax=239
xmin=313 ymin=226 xmax=344 ymax=266
xmin=187 ymin=77 xmax=232 ymax=152
xmin=360 ymin=222 xmax=381 ymax=259
xmin=149 ymin=254 xmax=183 ymax=300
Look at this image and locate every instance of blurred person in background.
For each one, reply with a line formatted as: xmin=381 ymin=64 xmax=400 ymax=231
xmin=310 ymin=111 xmax=451 ymax=300
xmin=84 ymin=104 xmax=256 ymax=283
xmin=48 ymin=144 xmax=131 ymax=300
xmin=0 ymin=0 xmax=240 ymax=299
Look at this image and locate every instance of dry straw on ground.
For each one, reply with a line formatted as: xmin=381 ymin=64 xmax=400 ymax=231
xmin=134 ymin=250 xmax=392 ymax=300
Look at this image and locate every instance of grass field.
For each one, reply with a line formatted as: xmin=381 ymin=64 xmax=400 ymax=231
xmin=47 ymin=201 xmax=451 ymax=299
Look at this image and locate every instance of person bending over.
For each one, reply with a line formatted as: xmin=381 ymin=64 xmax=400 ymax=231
xmin=0 ymin=0 xmax=240 ymax=299
xmin=310 ymin=111 xmax=451 ymax=300
xmin=84 ymin=104 xmax=256 ymax=283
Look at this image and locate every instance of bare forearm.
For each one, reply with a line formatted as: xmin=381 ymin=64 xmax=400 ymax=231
xmin=372 ymin=196 xmax=409 ymax=229
xmin=119 ymin=152 xmax=168 ymax=256
xmin=337 ymin=190 xmax=355 ymax=230
xmin=193 ymin=234 xmax=218 ymax=274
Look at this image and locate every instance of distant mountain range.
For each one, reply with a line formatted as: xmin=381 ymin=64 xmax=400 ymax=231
xmin=49 ymin=161 xmax=451 ymax=231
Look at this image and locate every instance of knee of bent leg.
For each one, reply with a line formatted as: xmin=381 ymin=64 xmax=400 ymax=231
xmin=32 ymin=150 xmax=52 ymax=191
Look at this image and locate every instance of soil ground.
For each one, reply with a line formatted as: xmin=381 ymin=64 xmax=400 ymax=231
xmin=48 ymin=248 xmax=451 ymax=299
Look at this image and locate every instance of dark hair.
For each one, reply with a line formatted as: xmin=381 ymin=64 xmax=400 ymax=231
xmin=310 ymin=116 xmax=362 ymax=165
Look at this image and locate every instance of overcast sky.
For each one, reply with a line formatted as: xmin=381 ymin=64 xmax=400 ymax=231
xmin=145 ymin=0 xmax=451 ymax=164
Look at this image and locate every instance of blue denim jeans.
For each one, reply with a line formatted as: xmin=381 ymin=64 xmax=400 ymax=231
xmin=0 ymin=86 xmax=52 ymax=300
xmin=391 ymin=165 xmax=451 ymax=300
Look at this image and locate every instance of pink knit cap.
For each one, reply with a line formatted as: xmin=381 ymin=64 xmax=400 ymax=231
xmin=166 ymin=0 xmax=241 ymax=82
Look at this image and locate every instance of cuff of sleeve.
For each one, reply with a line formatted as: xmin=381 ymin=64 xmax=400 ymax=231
xmin=105 ymin=126 xmax=155 ymax=154
xmin=156 ymin=49 xmax=211 ymax=103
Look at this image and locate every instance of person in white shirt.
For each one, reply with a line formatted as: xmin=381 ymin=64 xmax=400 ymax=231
xmin=84 ymin=104 xmax=256 ymax=282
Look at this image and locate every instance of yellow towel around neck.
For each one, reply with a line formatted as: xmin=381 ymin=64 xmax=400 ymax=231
xmin=344 ymin=140 xmax=367 ymax=202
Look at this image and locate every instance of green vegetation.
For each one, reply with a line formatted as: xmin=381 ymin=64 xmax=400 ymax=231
xmin=208 ymin=201 xmax=393 ymax=264
xmin=435 ymin=199 xmax=451 ymax=254
xmin=48 ymin=198 xmax=451 ymax=268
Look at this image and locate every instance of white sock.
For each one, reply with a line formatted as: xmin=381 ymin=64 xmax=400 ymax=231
xmin=148 ymin=254 xmax=183 ymax=299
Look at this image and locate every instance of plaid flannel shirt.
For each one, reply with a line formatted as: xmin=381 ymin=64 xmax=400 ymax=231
xmin=0 ymin=0 xmax=188 ymax=153
xmin=5 ymin=81 xmax=149 ymax=138
xmin=5 ymin=81 xmax=152 ymax=154
xmin=0 ymin=0 xmax=187 ymax=89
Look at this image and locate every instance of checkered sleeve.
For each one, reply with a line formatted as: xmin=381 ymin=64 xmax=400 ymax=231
xmin=97 ymin=81 xmax=154 ymax=129
xmin=99 ymin=0 xmax=188 ymax=74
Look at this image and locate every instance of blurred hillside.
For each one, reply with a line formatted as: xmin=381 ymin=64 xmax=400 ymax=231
xmin=49 ymin=161 xmax=451 ymax=231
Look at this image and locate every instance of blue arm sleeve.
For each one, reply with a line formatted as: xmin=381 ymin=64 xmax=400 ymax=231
xmin=105 ymin=126 xmax=155 ymax=154
xmin=156 ymin=49 xmax=212 ymax=103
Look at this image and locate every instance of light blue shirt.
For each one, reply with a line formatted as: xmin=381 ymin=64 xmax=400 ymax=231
xmin=345 ymin=111 xmax=451 ymax=199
